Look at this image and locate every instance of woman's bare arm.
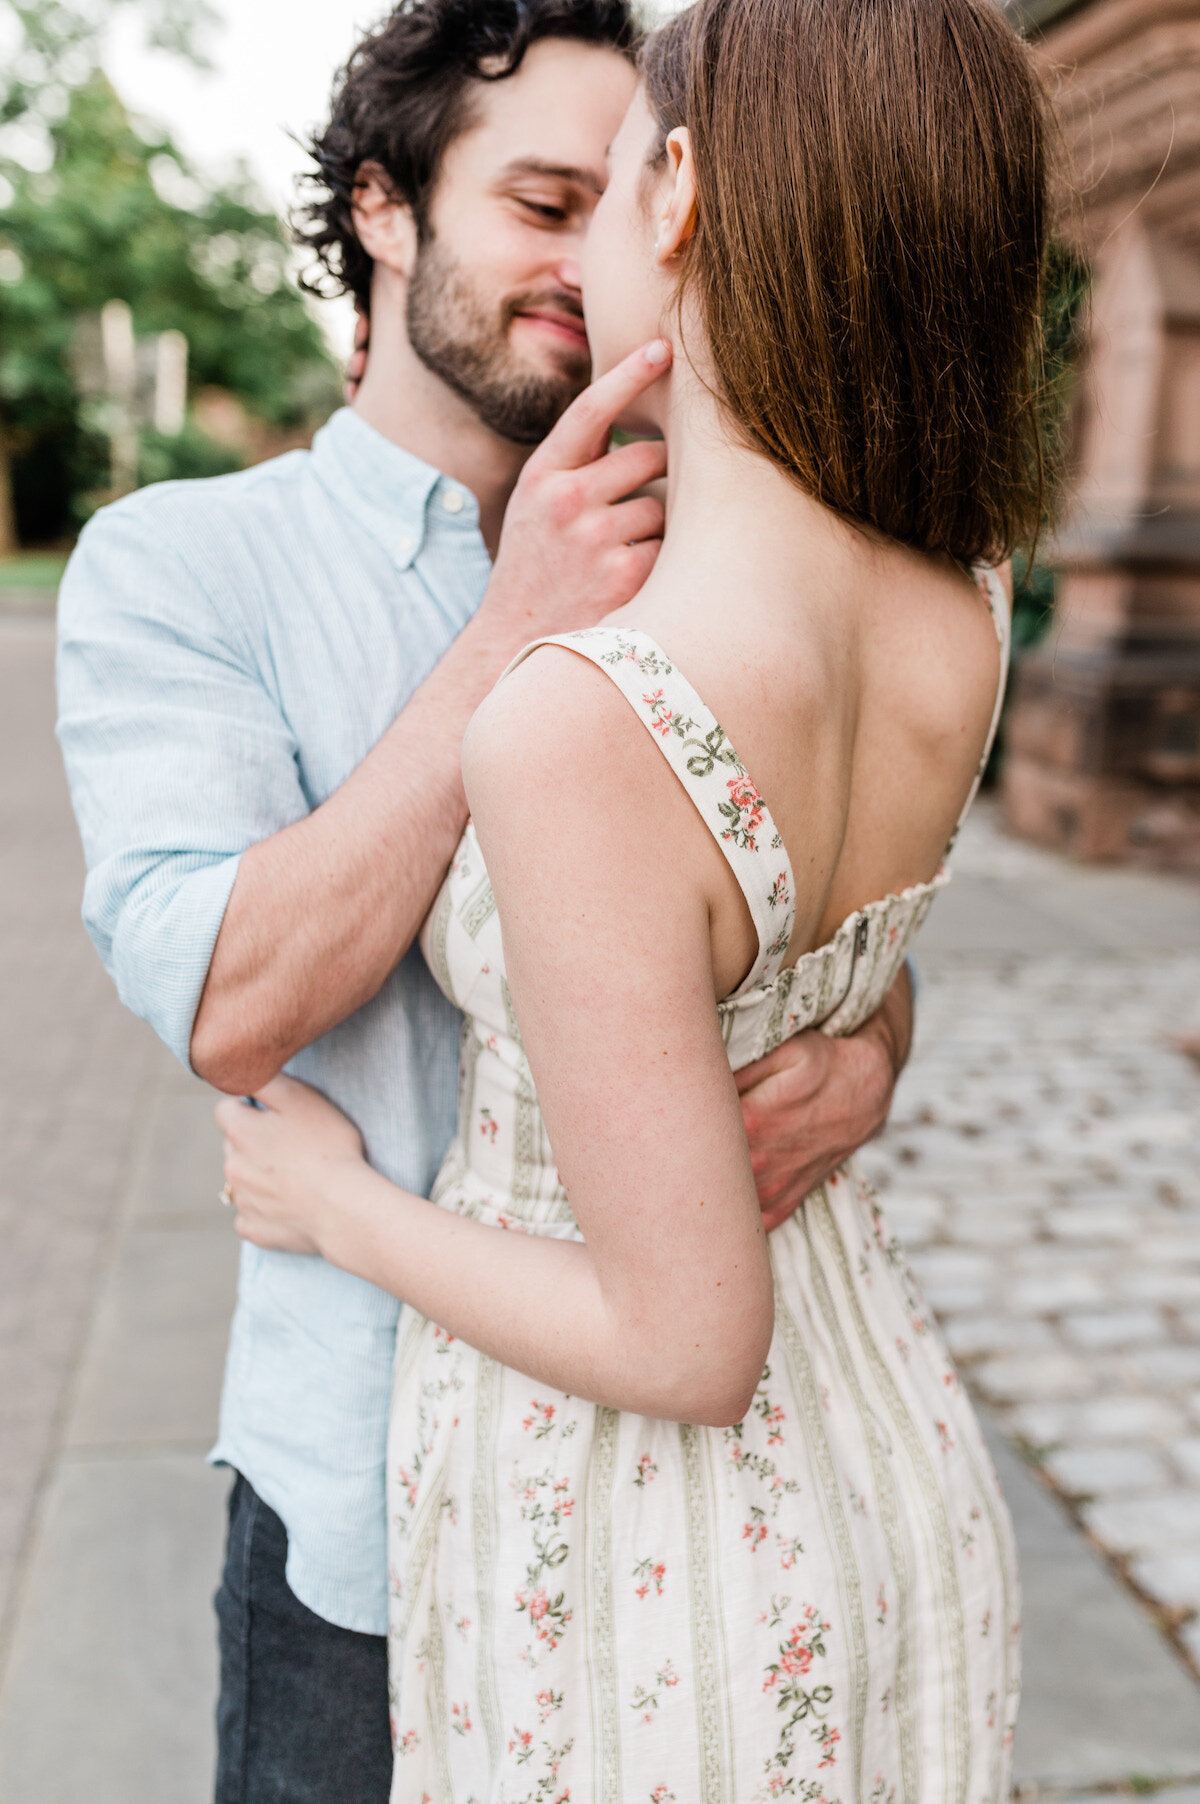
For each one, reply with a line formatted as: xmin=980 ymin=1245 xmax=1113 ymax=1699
xmin=218 ymin=652 xmax=775 ymax=1426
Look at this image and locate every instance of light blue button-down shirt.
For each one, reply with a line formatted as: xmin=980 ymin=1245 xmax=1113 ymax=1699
xmin=57 ymin=408 xmax=492 ymax=1633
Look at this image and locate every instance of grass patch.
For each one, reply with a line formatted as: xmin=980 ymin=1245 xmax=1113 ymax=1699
xmin=0 ymin=553 xmax=69 ymax=591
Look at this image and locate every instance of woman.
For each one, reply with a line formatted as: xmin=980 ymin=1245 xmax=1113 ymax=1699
xmin=219 ymin=0 xmax=1052 ymax=1795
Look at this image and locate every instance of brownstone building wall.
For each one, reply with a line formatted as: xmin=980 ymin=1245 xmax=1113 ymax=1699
xmin=1001 ymin=0 xmax=1200 ymax=869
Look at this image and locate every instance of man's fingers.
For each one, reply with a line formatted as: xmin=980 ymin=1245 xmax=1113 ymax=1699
xmin=587 ymin=437 xmax=668 ymax=505
xmin=733 ymin=1030 xmax=824 ymax=1096
xmin=611 ymin=537 xmax=662 ymax=596
xmin=537 ymin=340 xmax=672 ymax=471
xmin=607 ymin=496 xmax=665 ymax=545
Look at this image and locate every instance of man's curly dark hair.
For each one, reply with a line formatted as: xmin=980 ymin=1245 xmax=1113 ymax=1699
xmin=296 ymin=0 xmax=639 ymax=313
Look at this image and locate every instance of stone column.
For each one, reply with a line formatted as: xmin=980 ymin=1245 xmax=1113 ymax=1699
xmin=1001 ymin=0 xmax=1200 ymax=870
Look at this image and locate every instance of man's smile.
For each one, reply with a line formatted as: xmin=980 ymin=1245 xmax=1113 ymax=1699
xmin=512 ymin=307 xmax=590 ymax=352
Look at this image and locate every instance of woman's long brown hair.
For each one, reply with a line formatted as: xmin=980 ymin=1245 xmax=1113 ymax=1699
xmin=642 ymin=0 xmax=1055 ymax=565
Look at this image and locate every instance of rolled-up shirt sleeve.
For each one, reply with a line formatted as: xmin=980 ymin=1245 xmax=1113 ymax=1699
xmin=56 ymin=493 xmax=309 ymax=1069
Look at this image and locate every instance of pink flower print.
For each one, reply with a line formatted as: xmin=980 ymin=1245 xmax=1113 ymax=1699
xmin=396 ymin=1466 xmax=419 ymax=1509
xmin=537 ymin=1687 xmax=563 ymax=1723
xmin=777 ymin=1534 xmax=804 ymax=1570
xmin=522 ymin=1399 xmax=557 ymax=1436
xmin=876 ymin=1584 xmax=888 ymax=1626
xmin=818 ymin=1724 xmax=841 ymax=1768
xmin=936 ymin=1420 xmax=954 ymax=1453
xmin=643 ymin=688 xmax=676 ymax=736
xmin=516 ymin=1585 xmax=573 ymax=1648
xmin=449 ymin=1700 xmax=473 ymax=1736
xmin=396 ymin=1728 xmax=419 ymax=1755
xmin=632 ymin=1556 xmax=666 ymax=1599
xmin=634 ymin=1453 xmax=658 ymax=1488
xmin=719 ymin=772 xmax=765 ymax=851
xmin=651 ymin=1788 xmax=677 ymax=1802
xmin=507 ymin=1725 xmax=534 ymax=1762
xmin=768 ymin=871 xmax=790 ymax=912
xmin=455 ymin=1615 xmax=471 ymax=1640
xmin=762 ymin=1403 xmax=785 ymax=1446
xmin=742 ymin=1519 xmax=769 ymax=1550
xmin=479 ymin=1107 xmax=499 ymax=1144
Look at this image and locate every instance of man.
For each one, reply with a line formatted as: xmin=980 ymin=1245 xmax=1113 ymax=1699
xmin=57 ymin=1 xmax=913 ymax=1797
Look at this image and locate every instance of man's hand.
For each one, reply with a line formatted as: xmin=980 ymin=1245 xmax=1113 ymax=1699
xmin=190 ymin=341 xmax=673 ymax=1093
xmin=477 ymin=338 xmax=671 ymax=643
xmin=738 ymin=966 xmax=914 ymax=1231
xmin=344 ymin=307 xmax=370 ymax=404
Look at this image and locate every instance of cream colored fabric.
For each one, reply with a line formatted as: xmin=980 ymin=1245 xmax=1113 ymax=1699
xmin=388 ymin=571 xmax=1019 ymax=1802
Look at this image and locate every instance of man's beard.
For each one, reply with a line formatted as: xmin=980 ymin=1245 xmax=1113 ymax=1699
xmin=406 ymin=237 xmax=589 ymax=445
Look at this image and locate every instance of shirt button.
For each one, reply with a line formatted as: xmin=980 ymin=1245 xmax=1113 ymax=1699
xmin=441 ymin=488 xmax=465 ymax=515
xmin=395 ymin=532 xmax=415 ymax=559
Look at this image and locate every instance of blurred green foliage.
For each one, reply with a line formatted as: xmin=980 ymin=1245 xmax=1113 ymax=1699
xmin=0 ymin=0 xmax=338 ymax=546
xmin=1006 ymin=242 xmax=1092 ymax=658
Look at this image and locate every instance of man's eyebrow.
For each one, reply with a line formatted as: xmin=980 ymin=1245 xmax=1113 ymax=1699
xmin=499 ymin=157 xmax=605 ymax=196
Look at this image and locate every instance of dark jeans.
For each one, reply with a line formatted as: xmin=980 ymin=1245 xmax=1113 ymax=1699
xmin=215 ymin=1474 xmax=392 ymax=1804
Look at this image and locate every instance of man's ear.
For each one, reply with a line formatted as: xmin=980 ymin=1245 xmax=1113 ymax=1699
xmin=350 ymin=161 xmax=418 ymax=279
xmin=655 ymin=128 xmax=698 ymax=266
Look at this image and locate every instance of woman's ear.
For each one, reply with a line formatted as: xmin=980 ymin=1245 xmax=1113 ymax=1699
xmin=655 ymin=127 xmax=698 ymax=266
xmin=350 ymin=161 xmax=418 ymax=279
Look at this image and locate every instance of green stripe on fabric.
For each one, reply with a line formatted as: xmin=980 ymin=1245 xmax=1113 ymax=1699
xmin=958 ymin=1424 xmax=1022 ymax=1803
xmin=586 ymin=1406 xmax=622 ymax=1800
xmin=681 ymin=1423 xmax=730 ymax=1804
xmin=472 ymin=1354 xmax=503 ymax=1774
xmin=774 ymin=1267 xmax=871 ymax=1802
xmin=815 ymin=1192 xmax=973 ymax=1803
xmin=425 ymin=1583 xmax=453 ymax=1804
xmin=461 ymin=873 xmax=497 ymax=939
xmin=801 ymin=1206 xmax=920 ymax=1802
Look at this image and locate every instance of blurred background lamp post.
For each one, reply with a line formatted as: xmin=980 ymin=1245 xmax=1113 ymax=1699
xmin=72 ymin=302 xmax=188 ymax=502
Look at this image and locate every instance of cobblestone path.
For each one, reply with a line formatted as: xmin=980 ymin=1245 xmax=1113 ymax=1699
xmin=867 ymin=888 xmax=1200 ymax=1666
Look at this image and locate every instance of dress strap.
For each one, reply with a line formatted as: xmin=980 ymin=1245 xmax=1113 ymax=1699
xmin=944 ymin=564 xmax=1013 ymax=857
xmin=500 ymin=626 xmax=797 ymax=994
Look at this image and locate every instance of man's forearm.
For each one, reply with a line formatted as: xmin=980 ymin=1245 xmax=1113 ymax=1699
xmin=866 ymin=960 xmax=914 ymax=1082
xmin=190 ymin=610 xmax=523 ymax=1092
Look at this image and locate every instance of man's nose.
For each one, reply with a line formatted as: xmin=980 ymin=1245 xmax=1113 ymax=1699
xmin=553 ymin=256 xmax=583 ymax=297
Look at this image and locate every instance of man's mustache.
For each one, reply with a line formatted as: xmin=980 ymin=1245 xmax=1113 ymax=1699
xmin=506 ymin=290 xmax=588 ymax=334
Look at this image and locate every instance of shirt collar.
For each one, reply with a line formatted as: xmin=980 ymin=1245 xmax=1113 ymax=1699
xmin=309 ymin=407 xmax=481 ymax=571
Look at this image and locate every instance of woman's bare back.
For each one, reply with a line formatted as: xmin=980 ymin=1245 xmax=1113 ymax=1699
xmin=600 ymin=507 xmax=1008 ymax=997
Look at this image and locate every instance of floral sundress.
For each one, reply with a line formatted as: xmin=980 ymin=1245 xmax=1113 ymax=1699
xmin=388 ymin=569 xmax=1020 ymax=1803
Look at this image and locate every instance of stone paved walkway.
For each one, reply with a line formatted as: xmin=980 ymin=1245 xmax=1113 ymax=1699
xmin=870 ymin=811 xmax=1200 ymax=1676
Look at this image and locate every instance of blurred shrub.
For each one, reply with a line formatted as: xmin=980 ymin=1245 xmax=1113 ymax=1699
xmin=0 ymin=66 xmax=338 ymax=547
xmin=137 ymin=421 xmax=244 ymax=490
